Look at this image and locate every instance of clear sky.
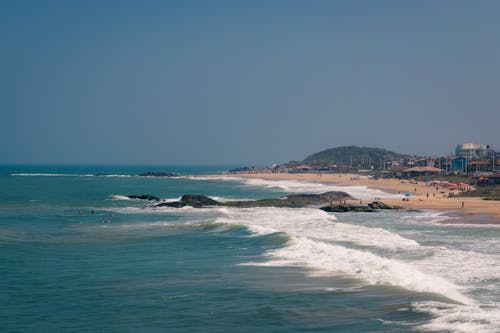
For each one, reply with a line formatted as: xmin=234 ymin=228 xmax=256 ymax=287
xmin=1 ymin=0 xmax=499 ymax=165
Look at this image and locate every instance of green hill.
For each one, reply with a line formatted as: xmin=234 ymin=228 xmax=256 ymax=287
xmin=302 ymin=146 xmax=411 ymax=169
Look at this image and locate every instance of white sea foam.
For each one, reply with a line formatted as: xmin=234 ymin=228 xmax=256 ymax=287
xmin=209 ymin=196 xmax=253 ymax=202
xmin=415 ymin=247 xmax=500 ymax=289
xmin=189 ymin=175 xmax=400 ymax=199
xmin=402 ymin=210 xmax=500 ymax=230
xmin=241 ymin=178 xmax=399 ymax=200
xmin=413 ymin=301 xmax=500 ymax=333
xmin=249 ymin=236 xmax=470 ymax=304
xmin=185 ymin=175 xmax=239 ymax=181
xmin=216 ymin=207 xmax=419 ymax=250
xmin=401 ymin=210 xmax=454 ymax=224
xmin=109 ymin=195 xmax=131 ymax=201
xmin=10 ymin=173 xmax=131 ymax=177
xmin=211 ymin=205 xmax=500 ymax=331
xmin=159 ymin=196 xmax=183 ymax=203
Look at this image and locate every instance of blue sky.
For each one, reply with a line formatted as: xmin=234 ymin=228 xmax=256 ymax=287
xmin=1 ymin=0 xmax=499 ymax=165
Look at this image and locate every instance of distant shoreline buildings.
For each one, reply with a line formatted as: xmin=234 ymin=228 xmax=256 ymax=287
xmin=231 ymin=143 xmax=500 ymax=184
xmin=447 ymin=143 xmax=497 ymax=174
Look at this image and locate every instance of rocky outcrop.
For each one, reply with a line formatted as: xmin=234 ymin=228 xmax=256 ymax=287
xmin=223 ymin=192 xmax=353 ymax=208
xmin=150 ymin=193 xmax=402 ymax=214
xmin=320 ymin=201 xmax=400 ymax=213
xmin=367 ymin=201 xmax=400 ymax=209
xmin=127 ymin=194 xmax=160 ymax=201
xmin=320 ymin=204 xmax=378 ymax=213
xmin=155 ymin=195 xmax=220 ymax=208
xmin=152 ymin=191 xmax=353 ymax=209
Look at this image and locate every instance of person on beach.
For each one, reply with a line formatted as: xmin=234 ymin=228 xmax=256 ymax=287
xmin=462 ymin=201 xmax=465 ymax=208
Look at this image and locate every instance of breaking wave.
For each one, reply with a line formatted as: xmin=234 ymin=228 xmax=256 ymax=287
xmin=189 ymin=175 xmax=400 ymax=199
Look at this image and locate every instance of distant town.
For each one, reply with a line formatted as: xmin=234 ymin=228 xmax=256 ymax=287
xmin=230 ymin=143 xmax=500 ymax=186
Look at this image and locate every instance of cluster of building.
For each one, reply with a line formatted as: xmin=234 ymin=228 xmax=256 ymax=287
xmin=229 ymin=143 xmax=500 ymax=185
xmin=253 ymin=143 xmax=500 ymax=185
xmin=383 ymin=143 xmax=500 ymax=184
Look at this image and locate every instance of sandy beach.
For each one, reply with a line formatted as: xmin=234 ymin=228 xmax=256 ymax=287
xmin=224 ymin=172 xmax=500 ymax=222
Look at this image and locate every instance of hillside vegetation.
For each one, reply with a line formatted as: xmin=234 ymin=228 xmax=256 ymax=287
xmin=301 ymin=146 xmax=411 ymax=169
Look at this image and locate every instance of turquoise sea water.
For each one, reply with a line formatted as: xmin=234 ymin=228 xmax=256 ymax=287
xmin=1 ymin=166 xmax=499 ymax=332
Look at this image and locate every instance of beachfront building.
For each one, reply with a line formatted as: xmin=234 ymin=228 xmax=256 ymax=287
xmin=455 ymin=143 xmax=489 ymax=159
xmin=401 ymin=166 xmax=443 ymax=178
xmin=439 ymin=157 xmax=468 ymax=173
xmin=451 ymin=157 xmax=468 ymax=173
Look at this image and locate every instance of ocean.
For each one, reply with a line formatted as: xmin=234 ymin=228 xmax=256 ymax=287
xmin=1 ymin=165 xmax=499 ymax=333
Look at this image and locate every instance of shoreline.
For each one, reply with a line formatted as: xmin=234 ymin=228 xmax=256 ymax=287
xmin=220 ymin=172 xmax=500 ymax=223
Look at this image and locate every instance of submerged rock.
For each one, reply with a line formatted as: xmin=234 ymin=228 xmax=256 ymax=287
xmin=127 ymin=194 xmax=160 ymax=201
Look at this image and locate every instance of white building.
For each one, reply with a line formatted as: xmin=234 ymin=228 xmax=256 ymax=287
xmin=455 ymin=143 xmax=489 ymax=158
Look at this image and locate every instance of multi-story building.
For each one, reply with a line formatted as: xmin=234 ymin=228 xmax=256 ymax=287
xmin=455 ymin=143 xmax=489 ymax=159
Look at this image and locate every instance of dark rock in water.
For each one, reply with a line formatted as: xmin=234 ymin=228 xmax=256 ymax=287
xmin=316 ymin=191 xmax=353 ymax=202
xmin=153 ymin=191 xmax=354 ymax=209
xmin=320 ymin=204 xmax=377 ymax=213
xmin=155 ymin=194 xmax=220 ymax=208
xmin=157 ymin=201 xmax=185 ymax=208
xmin=180 ymin=194 xmax=219 ymax=207
xmin=223 ymin=198 xmax=296 ymax=208
xmin=128 ymin=194 xmax=160 ymax=201
xmin=367 ymin=201 xmax=399 ymax=209
xmin=321 ymin=201 xmax=403 ymax=213
xmin=150 ymin=192 xmax=409 ymax=214
xmin=224 ymin=191 xmax=353 ymax=208
xmin=138 ymin=172 xmax=180 ymax=177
